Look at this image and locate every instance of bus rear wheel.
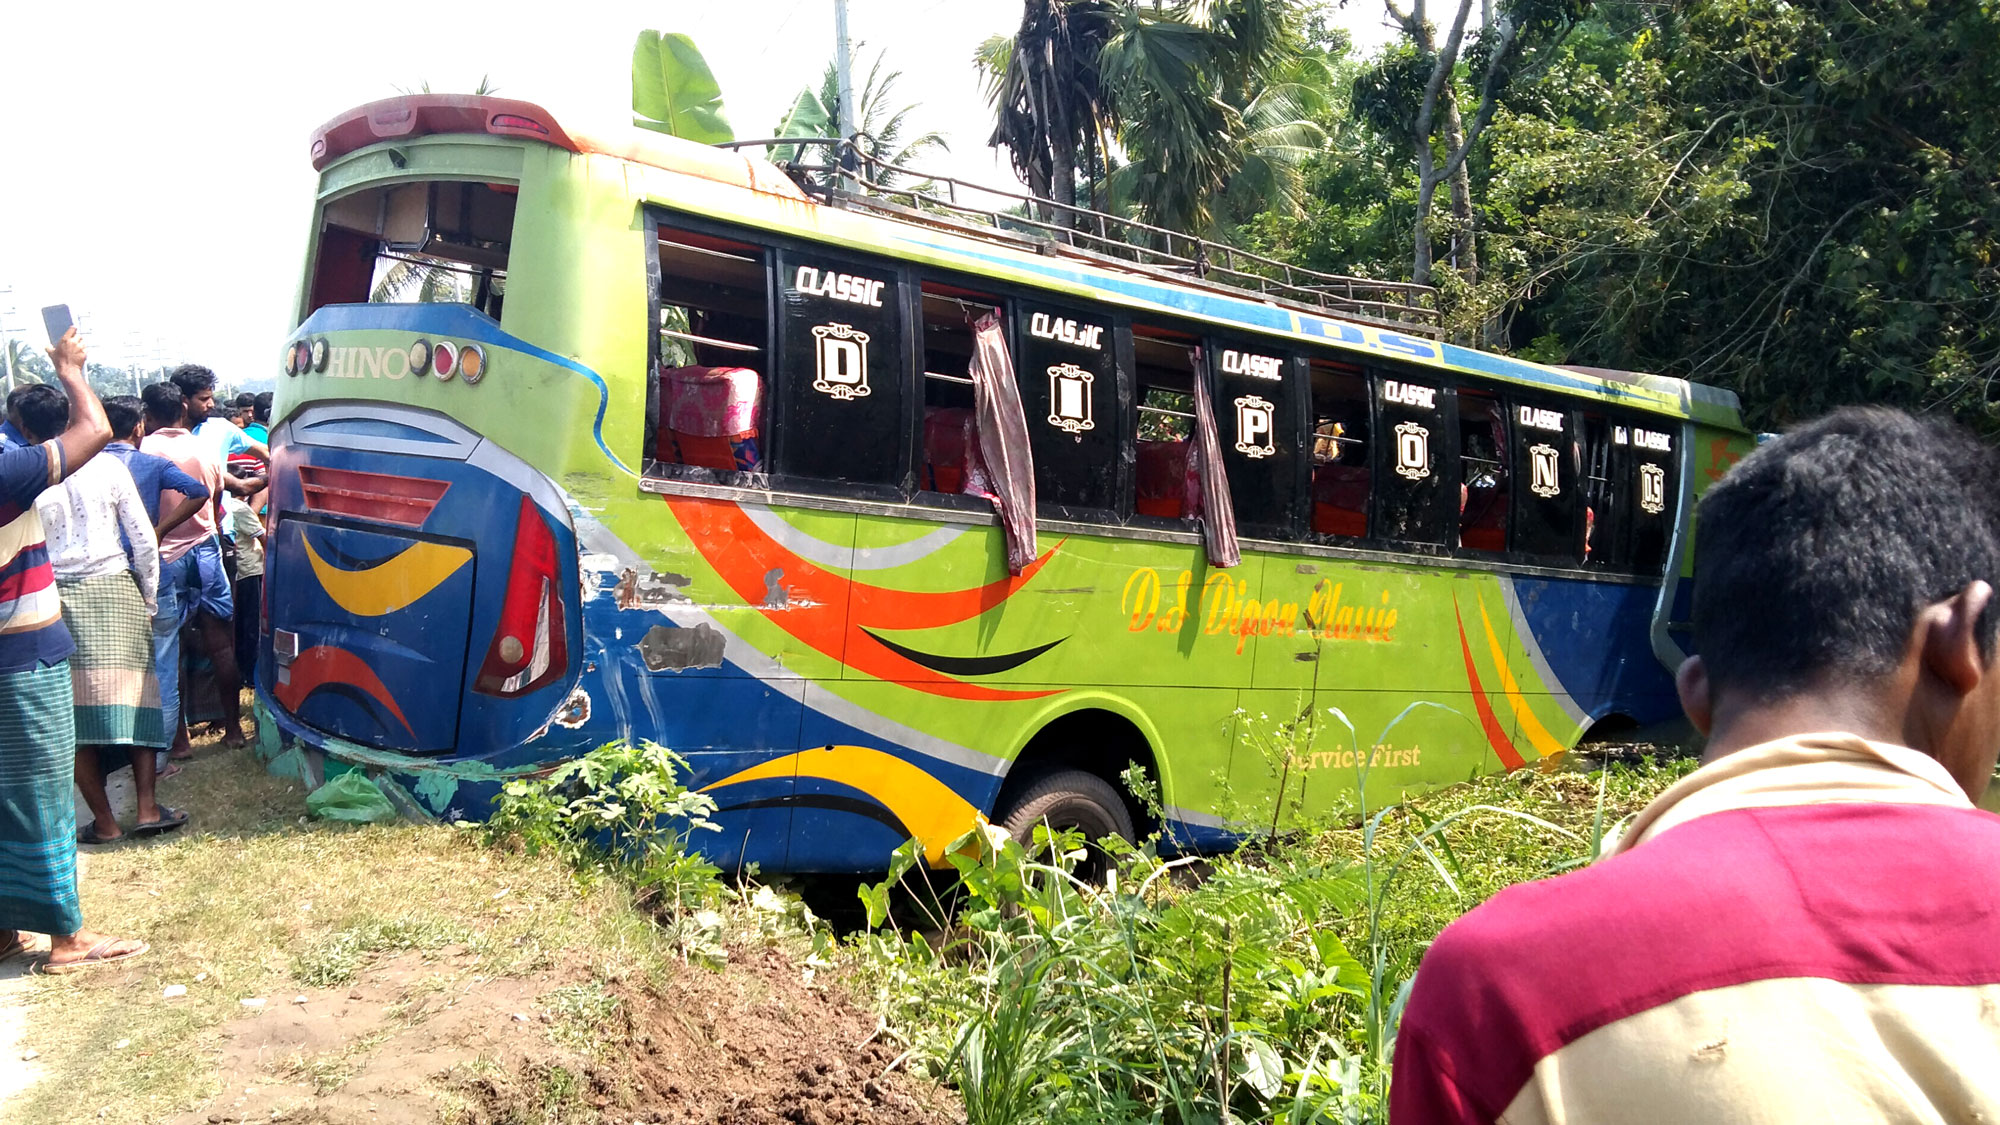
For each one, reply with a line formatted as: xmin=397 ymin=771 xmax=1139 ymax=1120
xmin=994 ymin=769 xmax=1136 ymax=877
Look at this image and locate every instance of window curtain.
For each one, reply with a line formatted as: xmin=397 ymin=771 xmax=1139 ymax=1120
xmin=1186 ymin=346 xmax=1242 ymax=568
xmin=965 ymin=313 xmax=1038 ymax=574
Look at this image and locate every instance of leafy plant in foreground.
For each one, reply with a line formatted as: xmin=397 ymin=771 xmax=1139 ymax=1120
xmin=485 ymin=739 xmax=722 ymax=915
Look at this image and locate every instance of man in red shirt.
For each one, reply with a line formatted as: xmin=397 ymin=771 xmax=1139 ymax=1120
xmin=1393 ymin=407 xmax=2000 ymax=1123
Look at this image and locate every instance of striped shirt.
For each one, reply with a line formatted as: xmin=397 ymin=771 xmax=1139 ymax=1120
xmin=1391 ymin=733 xmax=2000 ymax=1124
xmin=0 ymin=440 xmax=74 ymax=673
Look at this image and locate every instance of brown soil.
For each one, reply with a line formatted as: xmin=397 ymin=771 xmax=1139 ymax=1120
xmin=168 ymin=943 xmax=959 ymax=1125
xmin=607 ymin=945 xmax=956 ymax=1125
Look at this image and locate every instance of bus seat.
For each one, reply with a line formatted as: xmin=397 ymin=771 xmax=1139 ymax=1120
xmin=660 ymin=365 xmax=762 ymax=472
xmin=1461 ymin=480 xmax=1507 ymax=551
xmin=1312 ymin=465 xmax=1369 ymax=538
xmin=1136 ymin=440 xmax=1190 ymax=518
xmin=923 ymin=406 xmax=976 ymax=494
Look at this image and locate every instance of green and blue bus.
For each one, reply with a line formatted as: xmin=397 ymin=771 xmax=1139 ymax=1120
xmin=260 ymin=94 xmax=1754 ymax=870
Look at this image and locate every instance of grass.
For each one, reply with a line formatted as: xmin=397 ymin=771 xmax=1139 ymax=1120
xmin=852 ymin=750 xmax=1700 ymax=1125
xmin=15 ymin=737 xmax=674 ymax=1125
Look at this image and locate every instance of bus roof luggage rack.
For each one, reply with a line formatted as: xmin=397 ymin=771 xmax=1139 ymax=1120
xmin=718 ymin=137 xmax=1442 ymax=340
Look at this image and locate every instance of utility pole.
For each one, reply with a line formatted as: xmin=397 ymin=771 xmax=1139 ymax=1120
xmin=833 ymin=0 xmax=857 ymax=192
xmin=0 ymin=287 xmax=16 ymax=395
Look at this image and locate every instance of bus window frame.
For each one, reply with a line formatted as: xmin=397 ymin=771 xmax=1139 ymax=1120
xmin=1206 ymin=337 xmax=1307 ymax=541
xmin=768 ymin=245 xmax=916 ymax=502
xmin=1126 ymin=316 xmax=1210 ymax=536
xmin=643 ymin=215 xmax=780 ymax=488
xmin=630 ymin=211 xmax=1695 ymax=588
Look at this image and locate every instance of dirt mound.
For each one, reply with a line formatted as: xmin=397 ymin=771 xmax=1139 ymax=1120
xmin=607 ymin=945 xmax=956 ymax=1125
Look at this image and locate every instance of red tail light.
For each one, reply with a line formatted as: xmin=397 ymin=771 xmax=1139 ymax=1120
xmin=473 ymin=496 xmax=567 ymax=697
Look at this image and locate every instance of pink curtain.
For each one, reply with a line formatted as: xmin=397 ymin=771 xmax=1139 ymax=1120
xmin=965 ymin=313 xmax=1038 ymax=574
xmin=1186 ymin=347 xmax=1242 ymax=568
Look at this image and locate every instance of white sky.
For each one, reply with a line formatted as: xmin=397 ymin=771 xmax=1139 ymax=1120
xmin=0 ymin=1 xmax=1400 ymax=388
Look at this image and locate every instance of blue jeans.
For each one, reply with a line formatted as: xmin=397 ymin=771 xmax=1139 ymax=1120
xmin=153 ymin=536 xmax=234 ymax=736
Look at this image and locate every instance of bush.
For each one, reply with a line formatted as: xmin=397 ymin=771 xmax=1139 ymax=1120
xmin=485 ymin=739 xmax=722 ymax=915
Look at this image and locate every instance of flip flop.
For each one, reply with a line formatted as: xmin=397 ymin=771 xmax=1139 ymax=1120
xmin=0 ymin=933 xmax=27 ymax=963
xmin=132 ymin=807 xmax=189 ymax=836
xmin=77 ymin=823 xmax=123 ymax=846
xmin=40 ymin=937 xmax=148 ymax=975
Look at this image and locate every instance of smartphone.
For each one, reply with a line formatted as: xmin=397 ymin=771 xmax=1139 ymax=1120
xmin=40 ymin=305 xmax=74 ymax=346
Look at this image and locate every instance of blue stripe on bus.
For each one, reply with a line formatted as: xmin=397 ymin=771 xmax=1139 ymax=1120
xmin=294 ymin=303 xmax=634 ymax=476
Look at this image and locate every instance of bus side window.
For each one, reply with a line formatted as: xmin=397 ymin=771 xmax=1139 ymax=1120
xmin=1017 ymin=299 xmax=1120 ymax=515
xmin=773 ymin=249 xmax=907 ymax=491
xmin=651 ymin=225 xmax=771 ymax=478
xmin=1456 ymin=388 xmax=1509 ymax=553
xmin=1580 ymin=413 xmax=1631 ymax=568
xmin=1308 ymin=360 xmax=1370 ymax=541
xmin=1374 ymin=372 xmax=1448 ymax=546
xmin=1131 ymin=323 xmax=1199 ymax=521
xmin=1510 ymin=398 xmax=1580 ymax=561
xmin=915 ymin=282 xmax=993 ymax=498
xmin=1211 ymin=339 xmax=1301 ymax=538
xmin=1629 ymin=421 xmax=1677 ymax=574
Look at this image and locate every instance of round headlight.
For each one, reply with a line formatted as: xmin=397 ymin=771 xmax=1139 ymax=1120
xmin=309 ymin=338 xmax=329 ymax=373
xmin=409 ymin=340 xmax=432 ymax=376
xmin=433 ymin=341 xmax=458 ymax=380
xmin=283 ymin=343 xmax=298 ymax=376
xmin=459 ymin=344 xmax=485 ymax=385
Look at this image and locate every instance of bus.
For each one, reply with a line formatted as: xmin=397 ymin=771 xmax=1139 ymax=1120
xmin=261 ymin=94 xmax=1754 ymax=871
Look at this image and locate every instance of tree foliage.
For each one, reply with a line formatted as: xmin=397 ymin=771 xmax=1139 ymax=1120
xmin=771 ymin=47 xmax=948 ymax=186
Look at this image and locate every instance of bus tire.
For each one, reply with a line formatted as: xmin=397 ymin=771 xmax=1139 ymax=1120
xmin=994 ymin=769 xmax=1136 ymax=852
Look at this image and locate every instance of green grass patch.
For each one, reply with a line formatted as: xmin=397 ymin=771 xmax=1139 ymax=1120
xmin=16 ymin=740 xmax=673 ymax=1125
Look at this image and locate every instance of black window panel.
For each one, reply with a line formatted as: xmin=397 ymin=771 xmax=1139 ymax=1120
xmin=774 ymin=249 xmax=906 ymax=487
xmin=1308 ymin=360 xmax=1371 ymax=542
xmin=1511 ymin=398 xmax=1580 ymax=561
xmin=1580 ymin=413 xmax=1631 ymax=569
xmin=1629 ymin=420 xmax=1678 ymax=575
xmin=1211 ymin=339 xmax=1301 ymax=537
xmin=1457 ymin=389 xmax=1510 ymax=553
xmin=1374 ymin=373 xmax=1449 ymax=546
xmin=1017 ymin=298 xmax=1119 ymax=512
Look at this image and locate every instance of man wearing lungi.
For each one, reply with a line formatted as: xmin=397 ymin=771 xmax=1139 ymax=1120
xmin=0 ymin=327 xmax=144 ymax=972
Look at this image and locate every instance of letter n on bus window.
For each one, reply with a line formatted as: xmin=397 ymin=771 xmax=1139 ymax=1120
xmin=1509 ymin=398 xmax=1580 ymax=562
xmin=774 ymin=249 xmax=906 ymax=492
xmin=1629 ymin=421 xmax=1678 ymax=575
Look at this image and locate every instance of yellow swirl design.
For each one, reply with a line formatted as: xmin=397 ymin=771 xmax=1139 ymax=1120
xmin=303 ymin=538 xmax=473 ymax=618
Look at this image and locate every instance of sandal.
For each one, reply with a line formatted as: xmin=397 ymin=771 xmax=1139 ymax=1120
xmin=40 ymin=937 xmax=148 ymax=975
xmin=77 ymin=823 xmax=123 ymax=846
xmin=132 ymin=807 xmax=189 ymax=836
xmin=0 ymin=932 xmax=27 ymax=963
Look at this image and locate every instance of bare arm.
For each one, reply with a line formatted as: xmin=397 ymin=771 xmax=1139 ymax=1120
xmin=223 ymin=471 xmax=266 ymax=497
xmin=156 ymin=492 xmax=204 ymax=539
xmin=45 ymin=329 xmax=111 ymax=474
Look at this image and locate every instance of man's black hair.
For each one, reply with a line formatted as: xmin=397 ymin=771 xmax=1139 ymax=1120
xmin=5 ymin=385 xmax=36 ymax=417
xmin=13 ymin=385 xmax=67 ymax=444
xmin=104 ymin=395 xmax=144 ymax=440
xmin=1693 ymin=406 xmax=2000 ymax=698
xmin=253 ymin=391 xmax=272 ymax=423
xmin=142 ymin=382 xmax=185 ymax=429
xmin=168 ymin=364 xmax=217 ymax=397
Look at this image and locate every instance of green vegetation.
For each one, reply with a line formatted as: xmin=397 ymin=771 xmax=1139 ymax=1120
xmin=852 ymin=753 xmax=1693 ymax=1124
xmin=977 ymin=0 xmax=2000 ymax=433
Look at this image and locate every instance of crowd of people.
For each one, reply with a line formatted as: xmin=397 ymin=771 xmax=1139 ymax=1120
xmin=0 ymin=329 xmax=267 ymax=972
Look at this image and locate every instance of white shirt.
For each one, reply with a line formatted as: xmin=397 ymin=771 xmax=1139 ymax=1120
xmin=34 ymin=453 xmax=160 ymax=612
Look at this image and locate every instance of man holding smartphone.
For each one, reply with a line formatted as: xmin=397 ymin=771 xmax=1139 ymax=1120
xmin=0 ymin=322 xmax=146 ymax=972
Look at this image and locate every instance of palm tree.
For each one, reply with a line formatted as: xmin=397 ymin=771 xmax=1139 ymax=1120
xmin=975 ymin=1 xmax=1118 ymax=226
xmin=979 ymin=0 xmax=1317 ymax=236
xmin=771 ymin=48 xmax=948 ymax=189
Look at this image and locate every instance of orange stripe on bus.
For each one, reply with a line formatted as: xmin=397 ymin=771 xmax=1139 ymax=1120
xmin=1454 ymin=599 xmax=1525 ymax=770
xmin=665 ymin=497 xmax=1060 ymax=702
